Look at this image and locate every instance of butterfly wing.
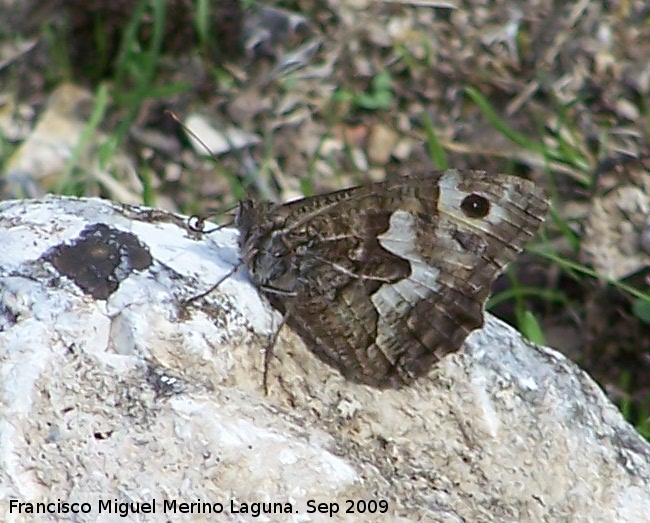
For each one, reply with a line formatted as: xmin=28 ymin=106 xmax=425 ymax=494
xmin=238 ymin=169 xmax=548 ymax=387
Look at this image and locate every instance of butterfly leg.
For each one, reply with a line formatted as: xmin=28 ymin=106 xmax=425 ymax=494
xmin=182 ymin=259 xmax=245 ymax=306
xmin=263 ymin=311 xmax=290 ymax=395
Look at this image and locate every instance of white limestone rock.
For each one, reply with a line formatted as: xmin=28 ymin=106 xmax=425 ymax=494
xmin=1 ymin=196 xmax=649 ymax=522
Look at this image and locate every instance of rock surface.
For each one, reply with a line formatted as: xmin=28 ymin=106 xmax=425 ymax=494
xmin=1 ymin=196 xmax=649 ymax=522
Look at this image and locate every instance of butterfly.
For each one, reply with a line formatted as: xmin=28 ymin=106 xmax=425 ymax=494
xmin=230 ymin=169 xmax=548 ymax=387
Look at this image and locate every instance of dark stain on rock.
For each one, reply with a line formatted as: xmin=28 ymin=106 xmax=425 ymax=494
xmin=45 ymin=223 xmax=153 ymax=300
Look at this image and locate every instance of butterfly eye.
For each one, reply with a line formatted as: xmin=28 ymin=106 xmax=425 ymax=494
xmin=460 ymin=194 xmax=490 ymax=218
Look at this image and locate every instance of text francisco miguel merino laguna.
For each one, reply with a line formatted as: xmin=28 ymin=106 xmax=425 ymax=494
xmin=9 ymin=498 xmax=299 ymax=517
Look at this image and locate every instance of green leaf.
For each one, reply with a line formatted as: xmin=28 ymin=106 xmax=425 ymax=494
xmin=422 ymin=113 xmax=448 ymax=170
xmin=518 ymin=310 xmax=546 ymax=345
xmin=632 ymin=298 xmax=650 ymax=324
xmin=372 ymin=71 xmax=392 ymax=91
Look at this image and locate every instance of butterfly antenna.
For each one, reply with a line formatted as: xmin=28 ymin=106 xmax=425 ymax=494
xmin=166 ymin=109 xmax=214 ymax=157
xmin=188 ymin=205 xmax=237 ymax=233
xmin=166 ymin=109 xmax=277 ymax=201
xmin=167 ymin=110 xmax=247 ymax=231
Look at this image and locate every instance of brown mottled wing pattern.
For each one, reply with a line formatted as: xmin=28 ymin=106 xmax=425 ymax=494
xmin=236 ymin=169 xmax=548 ymax=387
